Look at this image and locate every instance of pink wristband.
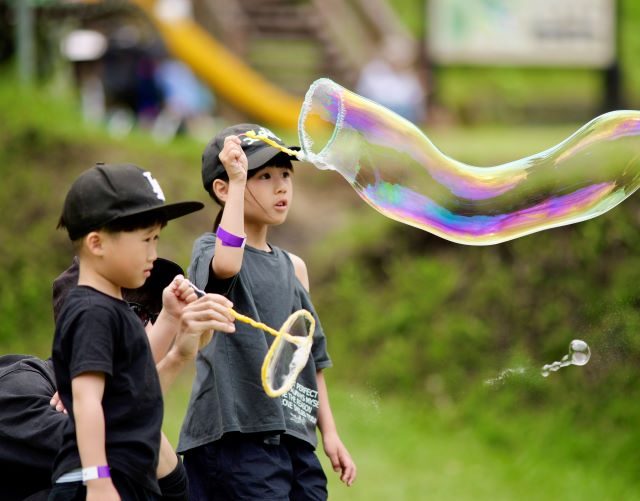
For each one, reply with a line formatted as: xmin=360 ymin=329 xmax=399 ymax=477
xmin=216 ymin=226 xmax=246 ymax=248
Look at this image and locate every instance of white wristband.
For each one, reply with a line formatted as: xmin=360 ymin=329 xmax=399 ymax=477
xmin=82 ymin=465 xmax=110 ymax=482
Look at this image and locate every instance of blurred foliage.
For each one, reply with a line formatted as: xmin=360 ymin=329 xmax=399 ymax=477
xmin=313 ymin=201 xmax=640 ymax=398
xmin=307 ymin=169 xmax=640 ymax=483
xmin=0 ymin=73 xmax=214 ymax=356
xmin=309 ymin=184 xmax=640 ymax=491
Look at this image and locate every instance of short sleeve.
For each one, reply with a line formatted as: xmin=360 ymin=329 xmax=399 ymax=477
xmin=187 ymin=233 xmax=216 ymax=290
xmin=310 ymin=315 xmax=332 ymax=370
xmin=297 ymin=286 xmax=332 ymax=370
xmin=188 ymin=232 xmax=237 ymax=295
xmin=67 ymin=307 xmax=116 ymax=378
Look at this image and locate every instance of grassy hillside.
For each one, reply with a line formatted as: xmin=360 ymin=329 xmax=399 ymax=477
xmin=0 ymin=77 xmax=209 ymax=353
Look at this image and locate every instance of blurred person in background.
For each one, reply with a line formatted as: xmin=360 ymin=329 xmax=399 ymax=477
xmin=101 ymin=25 xmax=163 ymax=136
xmin=356 ymin=35 xmax=426 ymax=124
xmin=60 ymin=29 xmax=108 ymax=125
xmin=152 ymin=57 xmax=216 ymax=142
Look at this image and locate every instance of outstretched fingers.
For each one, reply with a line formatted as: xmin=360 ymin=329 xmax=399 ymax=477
xmin=182 ymin=294 xmax=236 ymax=334
xmin=337 ymin=448 xmax=357 ymax=487
xmin=324 ymin=435 xmax=357 ymax=487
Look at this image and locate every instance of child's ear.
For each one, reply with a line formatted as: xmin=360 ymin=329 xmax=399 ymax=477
xmin=84 ymin=231 xmax=105 ymax=257
xmin=212 ymin=179 xmax=229 ymax=202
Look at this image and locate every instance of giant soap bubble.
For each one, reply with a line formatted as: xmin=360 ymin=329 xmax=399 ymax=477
xmin=296 ymin=78 xmax=640 ymax=245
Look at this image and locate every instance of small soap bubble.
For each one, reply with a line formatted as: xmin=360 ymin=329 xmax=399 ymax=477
xmin=541 ymin=339 xmax=591 ymax=377
xmin=569 ymin=339 xmax=591 ymax=366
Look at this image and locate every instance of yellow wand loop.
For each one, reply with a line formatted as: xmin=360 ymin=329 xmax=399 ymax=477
xmin=187 ymin=280 xmax=314 ymax=396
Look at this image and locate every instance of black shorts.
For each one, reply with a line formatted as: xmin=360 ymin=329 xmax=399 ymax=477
xmin=182 ymin=433 xmax=327 ymax=501
xmin=48 ymin=469 xmax=159 ymax=501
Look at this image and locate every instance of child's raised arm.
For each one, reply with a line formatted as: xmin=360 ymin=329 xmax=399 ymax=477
xmin=71 ymin=372 xmax=120 ymax=500
xmin=212 ymin=135 xmax=248 ymax=279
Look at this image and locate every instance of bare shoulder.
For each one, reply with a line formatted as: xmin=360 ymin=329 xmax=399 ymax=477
xmin=287 ymin=252 xmax=310 ymax=291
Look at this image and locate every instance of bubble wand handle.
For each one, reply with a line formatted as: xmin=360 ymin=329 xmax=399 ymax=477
xmin=227 ymin=309 xmax=304 ymax=345
xmin=187 ymin=280 xmax=304 ymax=345
xmin=228 ymin=309 xmax=306 ymax=345
xmin=244 ymin=130 xmax=302 ymax=158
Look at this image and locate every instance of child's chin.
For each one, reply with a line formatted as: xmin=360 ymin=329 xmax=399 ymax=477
xmin=271 ymin=217 xmax=287 ymax=226
xmin=127 ymin=277 xmax=147 ymax=290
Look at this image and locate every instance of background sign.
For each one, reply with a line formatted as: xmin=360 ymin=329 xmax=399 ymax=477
xmin=428 ymin=0 xmax=616 ymax=68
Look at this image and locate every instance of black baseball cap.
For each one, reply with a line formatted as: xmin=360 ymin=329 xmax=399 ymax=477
xmin=59 ymin=163 xmax=204 ymax=240
xmin=201 ymin=124 xmax=298 ymax=194
xmin=52 ymin=256 xmax=185 ymax=322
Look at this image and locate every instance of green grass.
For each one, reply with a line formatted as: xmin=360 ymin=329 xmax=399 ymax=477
xmin=163 ymin=374 xmax=639 ymax=501
xmin=322 ymin=387 xmax=639 ymax=501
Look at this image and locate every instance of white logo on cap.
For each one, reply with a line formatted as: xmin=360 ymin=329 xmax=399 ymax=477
xmin=143 ymin=172 xmax=166 ymax=201
xmin=242 ymin=127 xmax=281 ymax=146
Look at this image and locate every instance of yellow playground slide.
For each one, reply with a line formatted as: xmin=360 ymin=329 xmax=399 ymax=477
xmin=130 ymin=0 xmax=303 ymax=130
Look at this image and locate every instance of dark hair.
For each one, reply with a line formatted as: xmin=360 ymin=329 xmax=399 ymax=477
xmin=66 ymin=212 xmax=168 ymax=247
xmin=212 ymin=156 xmax=293 ymax=231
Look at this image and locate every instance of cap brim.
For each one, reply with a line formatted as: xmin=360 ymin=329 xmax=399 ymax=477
xmin=246 ymin=146 xmax=300 ymax=171
xmin=118 ymin=200 xmax=204 ymax=223
xmin=158 ymin=201 xmax=204 ymax=221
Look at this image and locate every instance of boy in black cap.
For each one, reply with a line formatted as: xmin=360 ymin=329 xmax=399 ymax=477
xmin=1 ymin=257 xmax=236 ymax=501
xmin=49 ymin=163 xmax=205 ymax=500
xmin=179 ymin=125 xmax=356 ymax=500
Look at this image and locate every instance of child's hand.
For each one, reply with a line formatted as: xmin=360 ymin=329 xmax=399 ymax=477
xmin=322 ymin=431 xmax=357 ymax=486
xmin=173 ymin=294 xmax=235 ymax=360
xmin=50 ymin=391 xmax=67 ymax=414
xmin=161 ymin=275 xmax=195 ymax=320
xmin=219 ymin=135 xmax=248 ymax=184
xmin=86 ymin=477 xmax=121 ymax=501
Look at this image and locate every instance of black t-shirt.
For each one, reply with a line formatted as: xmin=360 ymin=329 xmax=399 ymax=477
xmin=0 ymin=355 xmax=63 ymax=500
xmin=51 ymin=286 xmax=163 ymax=494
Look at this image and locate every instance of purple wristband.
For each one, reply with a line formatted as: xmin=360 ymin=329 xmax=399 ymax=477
xmin=216 ymin=226 xmax=246 ymax=248
xmin=97 ymin=465 xmax=110 ymax=478
xmin=82 ymin=465 xmax=110 ymax=482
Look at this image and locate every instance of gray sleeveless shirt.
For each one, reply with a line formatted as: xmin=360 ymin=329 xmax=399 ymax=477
xmin=177 ymin=233 xmax=332 ymax=453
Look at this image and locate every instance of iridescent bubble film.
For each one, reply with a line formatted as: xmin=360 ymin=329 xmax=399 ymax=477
xmin=298 ymin=78 xmax=640 ymax=245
